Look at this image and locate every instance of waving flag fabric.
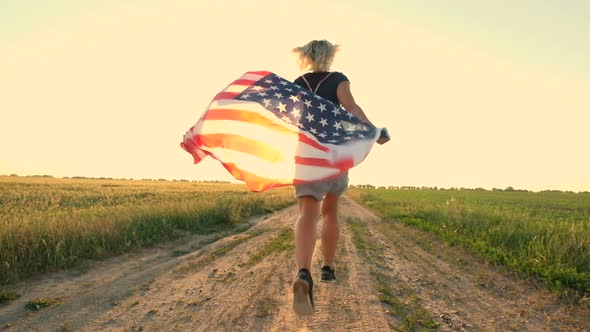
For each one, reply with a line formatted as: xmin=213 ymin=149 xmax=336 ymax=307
xmin=181 ymin=71 xmax=381 ymax=192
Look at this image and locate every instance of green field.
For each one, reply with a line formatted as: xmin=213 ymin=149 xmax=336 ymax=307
xmin=0 ymin=176 xmax=295 ymax=284
xmin=348 ymin=188 xmax=590 ymax=296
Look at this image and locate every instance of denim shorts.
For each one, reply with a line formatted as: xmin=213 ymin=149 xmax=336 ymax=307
xmin=294 ymin=173 xmax=349 ymax=201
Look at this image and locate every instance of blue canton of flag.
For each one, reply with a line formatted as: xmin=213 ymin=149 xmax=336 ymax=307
xmin=236 ymin=73 xmax=376 ymax=144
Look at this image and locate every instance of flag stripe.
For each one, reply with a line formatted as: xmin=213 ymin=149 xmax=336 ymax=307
xmin=203 ymin=108 xmax=330 ymax=153
xmin=195 ymin=119 xmax=298 ymax=157
xmin=195 ymin=129 xmax=353 ymax=170
xmin=202 ymin=147 xmax=342 ymax=179
xmin=194 ymin=118 xmax=331 ymax=159
xmin=220 ymin=160 xmax=349 ymax=192
xmin=180 ymin=134 xmax=208 ymax=164
xmin=297 ymin=133 xmax=329 ymax=153
xmin=208 ymin=100 xmax=331 ymax=153
xmin=294 ymin=156 xmax=354 ymax=170
xmin=219 ymin=162 xmax=292 ymax=192
xmin=203 ymin=108 xmax=294 ymax=134
xmin=196 ymin=133 xmax=285 ymax=163
xmin=230 ymin=79 xmax=258 ymax=86
xmin=241 ymin=71 xmax=271 ymax=79
xmin=208 ymin=100 xmax=304 ymax=134
xmin=213 ymin=92 xmax=240 ymax=101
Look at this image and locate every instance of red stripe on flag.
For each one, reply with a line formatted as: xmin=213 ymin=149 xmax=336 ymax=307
xmin=181 ymin=128 xmax=206 ymax=164
xmin=196 ymin=134 xmax=284 ymax=163
xmin=213 ymin=92 xmax=240 ymax=101
xmin=231 ymin=79 xmax=257 ymax=86
xmin=294 ymin=156 xmax=354 ymax=171
xmin=246 ymin=71 xmax=272 ymax=76
xmin=297 ymin=133 xmax=329 ymax=152
xmin=180 ymin=141 xmax=203 ymax=164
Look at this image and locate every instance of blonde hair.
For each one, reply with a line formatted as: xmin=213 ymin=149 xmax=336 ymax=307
xmin=293 ymin=40 xmax=340 ymax=72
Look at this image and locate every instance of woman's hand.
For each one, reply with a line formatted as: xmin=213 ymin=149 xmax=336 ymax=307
xmin=377 ymin=128 xmax=390 ymax=145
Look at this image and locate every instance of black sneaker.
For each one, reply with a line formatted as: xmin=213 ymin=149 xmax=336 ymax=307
xmin=320 ymin=265 xmax=336 ymax=283
xmin=292 ymin=268 xmax=314 ymax=315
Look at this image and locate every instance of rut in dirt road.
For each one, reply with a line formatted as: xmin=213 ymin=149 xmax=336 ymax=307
xmin=1 ymin=196 xmax=589 ymax=331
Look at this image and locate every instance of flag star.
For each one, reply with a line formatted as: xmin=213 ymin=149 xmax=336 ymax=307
xmin=304 ymin=100 xmax=312 ymax=108
xmin=309 ymin=127 xmax=318 ymax=135
xmin=333 ymin=121 xmax=342 ymax=130
xmin=301 ymin=90 xmax=309 ymax=96
xmin=297 ymin=122 xmax=305 ymax=129
xmin=289 ymin=95 xmax=300 ymax=103
xmin=285 ymin=88 xmax=293 ymax=92
xmin=277 ymin=102 xmax=287 ymax=113
xmin=274 ymin=92 xmax=283 ymax=98
xmin=319 ymin=118 xmax=328 ymax=127
xmin=282 ymin=115 xmax=291 ymax=123
xmin=328 ymin=139 xmax=338 ymax=143
xmin=240 ymin=93 xmax=250 ymax=99
xmin=305 ymin=113 xmax=315 ymax=122
xmin=319 ymin=133 xmax=327 ymax=138
xmin=258 ymin=91 xmax=267 ymax=97
xmin=346 ymin=111 xmax=354 ymax=119
xmin=270 ymin=85 xmax=278 ymax=90
xmin=346 ymin=123 xmax=357 ymax=131
xmin=359 ymin=133 xmax=365 ymax=138
xmin=333 ymin=132 xmax=340 ymax=137
xmin=264 ymin=79 xmax=273 ymax=84
xmin=318 ymin=104 xmax=327 ymax=112
xmin=331 ymin=108 xmax=341 ymax=116
xmin=252 ymin=86 xmax=263 ymax=91
xmin=263 ymin=99 xmax=272 ymax=107
xmin=291 ymin=107 xmax=301 ymax=118
xmin=279 ymin=80 xmax=289 ymax=86
xmin=314 ymin=94 xmax=322 ymax=100
xmin=344 ymin=136 xmax=352 ymax=140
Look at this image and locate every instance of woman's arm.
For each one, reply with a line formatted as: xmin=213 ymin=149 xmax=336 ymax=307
xmin=336 ymin=81 xmax=374 ymax=127
xmin=337 ymin=81 xmax=390 ymax=144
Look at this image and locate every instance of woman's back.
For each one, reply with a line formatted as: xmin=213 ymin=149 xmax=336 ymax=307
xmin=293 ymin=71 xmax=349 ymax=105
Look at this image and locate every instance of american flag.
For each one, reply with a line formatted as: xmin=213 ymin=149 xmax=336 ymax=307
xmin=181 ymin=71 xmax=380 ymax=192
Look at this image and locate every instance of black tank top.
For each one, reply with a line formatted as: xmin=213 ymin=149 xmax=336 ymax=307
xmin=293 ymin=72 xmax=349 ymax=105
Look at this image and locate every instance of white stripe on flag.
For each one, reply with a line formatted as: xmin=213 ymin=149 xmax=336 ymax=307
xmin=197 ymin=119 xmax=331 ymax=159
xmin=208 ymin=99 xmax=327 ymax=147
xmin=222 ymin=84 xmax=250 ymax=94
xmin=209 ymin=100 xmax=302 ymax=131
xmin=240 ymin=73 xmax=267 ymax=81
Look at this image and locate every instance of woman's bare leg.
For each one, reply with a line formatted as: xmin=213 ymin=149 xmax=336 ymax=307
xmin=320 ymin=193 xmax=340 ymax=267
xmin=295 ymin=196 xmax=321 ymax=271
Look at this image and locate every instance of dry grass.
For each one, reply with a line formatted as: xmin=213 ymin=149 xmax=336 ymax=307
xmin=0 ymin=176 xmax=295 ymax=284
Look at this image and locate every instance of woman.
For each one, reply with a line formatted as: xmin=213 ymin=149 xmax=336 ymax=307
xmin=291 ymin=40 xmax=389 ymax=315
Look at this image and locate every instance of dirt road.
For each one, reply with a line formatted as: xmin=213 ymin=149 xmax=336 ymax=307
xmin=1 ymin=197 xmax=588 ymax=331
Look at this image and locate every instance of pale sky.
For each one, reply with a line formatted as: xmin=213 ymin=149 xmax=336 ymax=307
xmin=1 ymin=0 xmax=589 ymax=192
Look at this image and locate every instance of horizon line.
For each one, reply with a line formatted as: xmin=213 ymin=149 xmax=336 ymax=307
xmin=2 ymin=174 xmax=588 ymax=194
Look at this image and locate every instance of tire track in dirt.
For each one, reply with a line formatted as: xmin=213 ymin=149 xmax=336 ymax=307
xmin=0 ymin=208 xmax=287 ymax=332
xmin=0 ymin=229 xmax=227 ymax=331
xmin=79 ymin=207 xmax=300 ymax=332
